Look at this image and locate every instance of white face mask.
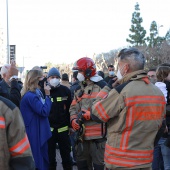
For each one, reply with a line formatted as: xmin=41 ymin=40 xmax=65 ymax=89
xmin=116 ymin=64 xmax=126 ymax=80
xmin=77 ymin=73 xmax=85 ymax=82
xmin=49 ymin=78 xmax=60 ymax=87
xmin=116 ymin=69 xmax=123 ymax=80
xmin=109 ymin=71 xmax=114 ymax=76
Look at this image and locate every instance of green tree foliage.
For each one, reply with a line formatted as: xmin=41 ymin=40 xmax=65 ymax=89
xmin=126 ymin=3 xmax=146 ymax=46
xmin=147 ymin=21 xmax=165 ymax=47
xmin=165 ymin=29 xmax=170 ymax=44
xmin=147 ymin=21 xmax=158 ymax=47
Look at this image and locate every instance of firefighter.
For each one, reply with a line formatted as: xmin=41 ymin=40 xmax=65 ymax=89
xmin=70 ymin=57 xmax=107 ymax=170
xmin=91 ymin=48 xmax=166 ymax=170
xmin=0 ymin=96 xmax=35 ymax=170
xmin=47 ymin=67 xmax=72 ymax=170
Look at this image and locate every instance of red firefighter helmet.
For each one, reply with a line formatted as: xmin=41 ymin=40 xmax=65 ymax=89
xmin=72 ymin=57 xmax=96 ymax=78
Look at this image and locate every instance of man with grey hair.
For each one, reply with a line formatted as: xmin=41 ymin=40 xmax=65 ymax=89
xmin=90 ymin=48 xmax=166 ymax=170
xmin=0 ymin=60 xmax=21 ymax=107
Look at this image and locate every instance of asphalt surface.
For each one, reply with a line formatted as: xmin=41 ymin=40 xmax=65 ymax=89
xmin=56 ymin=149 xmax=78 ymax=170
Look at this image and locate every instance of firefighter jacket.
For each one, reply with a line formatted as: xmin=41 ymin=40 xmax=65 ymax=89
xmin=91 ymin=70 xmax=166 ymax=169
xmin=69 ymin=80 xmax=107 ymax=140
xmin=0 ymin=96 xmax=35 ymax=170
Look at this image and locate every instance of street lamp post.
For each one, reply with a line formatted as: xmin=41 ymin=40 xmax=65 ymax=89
xmin=6 ymin=0 xmax=9 ymax=64
xmin=158 ymin=25 xmax=163 ymax=36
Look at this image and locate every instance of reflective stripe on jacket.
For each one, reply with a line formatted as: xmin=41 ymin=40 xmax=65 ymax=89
xmin=92 ymin=70 xmax=166 ymax=169
xmin=70 ymin=81 xmax=106 ymax=140
xmin=0 ymin=96 xmax=34 ymax=170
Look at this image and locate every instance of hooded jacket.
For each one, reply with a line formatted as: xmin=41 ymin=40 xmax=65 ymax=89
xmin=91 ymin=70 xmax=166 ymax=169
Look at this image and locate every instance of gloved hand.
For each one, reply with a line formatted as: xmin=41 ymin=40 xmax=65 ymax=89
xmin=82 ymin=111 xmax=91 ymax=120
xmin=71 ymin=119 xmax=80 ymax=131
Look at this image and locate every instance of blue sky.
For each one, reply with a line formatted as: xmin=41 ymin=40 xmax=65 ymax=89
xmin=0 ymin=0 xmax=170 ymax=69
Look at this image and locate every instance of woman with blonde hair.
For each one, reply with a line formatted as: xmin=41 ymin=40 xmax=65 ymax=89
xmin=20 ymin=69 xmax=52 ymax=170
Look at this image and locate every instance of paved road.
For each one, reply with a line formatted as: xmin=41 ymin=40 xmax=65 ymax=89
xmin=56 ymin=149 xmax=78 ymax=170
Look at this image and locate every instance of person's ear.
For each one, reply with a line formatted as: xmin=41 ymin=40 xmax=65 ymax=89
xmin=124 ymin=64 xmax=130 ymax=74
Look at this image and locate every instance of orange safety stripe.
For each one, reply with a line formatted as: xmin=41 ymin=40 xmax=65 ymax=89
xmin=96 ymin=91 xmax=108 ymax=99
xmin=104 ymin=152 xmax=152 ymax=167
xmin=74 ymin=92 xmax=98 ymax=103
xmin=0 ymin=117 xmax=5 ymax=128
xmin=135 ymin=106 xmax=162 ymax=121
xmin=94 ymin=101 xmax=110 ymax=122
xmin=9 ymin=135 xmax=30 ymax=156
xmin=120 ymin=106 xmax=135 ymax=150
xmin=71 ymin=99 xmax=77 ymax=106
xmin=105 ymin=144 xmax=153 ymax=159
xmin=81 ymin=92 xmax=99 ymax=99
xmin=84 ymin=124 xmax=102 ymax=137
xmin=125 ymin=96 xmax=166 ymax=106
xmin=120 ymin=96 xmax=165 ymax=150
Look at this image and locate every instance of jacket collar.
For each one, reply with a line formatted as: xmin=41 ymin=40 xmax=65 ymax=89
xmin=119 ymin=70 xmax=149 ymax=84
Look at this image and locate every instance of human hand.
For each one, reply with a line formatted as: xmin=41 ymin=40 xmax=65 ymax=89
xmin=82 ymin=111 xmax=91 ymax=120
xmin=71 ymin=119 xmax=80 ymax=131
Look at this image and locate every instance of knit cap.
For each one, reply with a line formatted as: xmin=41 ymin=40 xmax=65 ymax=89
xmin=47 ymin=67 xmax=61 ymax=78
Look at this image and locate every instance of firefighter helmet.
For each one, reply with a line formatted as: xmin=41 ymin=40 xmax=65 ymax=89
xmin=72 ymin=57 xmax=96 ymax=78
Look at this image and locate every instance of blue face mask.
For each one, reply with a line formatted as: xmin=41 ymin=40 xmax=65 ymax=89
xmin=109 ymin=71 xmax=114 ymax=76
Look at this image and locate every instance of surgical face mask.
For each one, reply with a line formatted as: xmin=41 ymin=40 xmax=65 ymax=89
xmin=116 ymin=64 xmax=126 ymax=80
xmin=116 ymin=69 xmax=123 ymax=80
xmin=49 ymin=78 xmax=60 ymax=87
xmin=109 ymin=71 xmax=114 ymax=76
xmin=77 ymin=73 xmax=85 ymax=82
xmin=149 ymin=78 xmax=157 ymax=84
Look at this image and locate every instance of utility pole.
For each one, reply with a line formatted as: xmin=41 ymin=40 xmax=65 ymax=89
xmin=6 ymin=0 xmax=9 ymax=64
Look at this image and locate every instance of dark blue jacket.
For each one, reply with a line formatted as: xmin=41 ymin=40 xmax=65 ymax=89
xmin=0 ymin=79 xmax=21 ymax=107
xmin=70 ymin=80 xmax=79 ymax=100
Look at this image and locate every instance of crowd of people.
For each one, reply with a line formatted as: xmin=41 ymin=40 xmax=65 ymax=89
xmin=0 ymin=47 xmax=170 ymax=170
